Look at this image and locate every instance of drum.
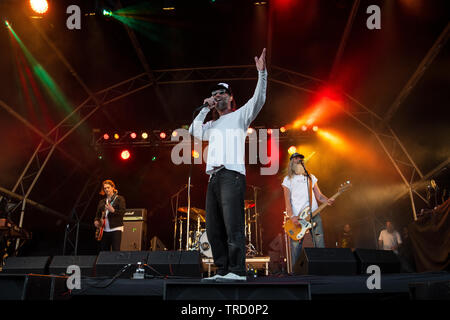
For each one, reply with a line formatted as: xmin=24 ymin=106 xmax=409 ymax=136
xmin=199 ymin=231 xmax=212 ymax=258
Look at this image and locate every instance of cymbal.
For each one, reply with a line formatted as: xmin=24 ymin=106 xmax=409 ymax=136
xmin=244 ymin=200 xmax=255 ymax=209
xmin=178 ymin=207 xmax=206 ymax=222
xmin=178 ymin=207 xmax=206 ymax=216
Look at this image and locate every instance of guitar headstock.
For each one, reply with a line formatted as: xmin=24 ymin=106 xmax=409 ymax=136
xmin=338 ymin=181 xmax=352 ymax=193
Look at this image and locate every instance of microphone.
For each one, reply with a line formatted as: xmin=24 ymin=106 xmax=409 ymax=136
xmin=195 ymin=103 xmax=209 ymax=111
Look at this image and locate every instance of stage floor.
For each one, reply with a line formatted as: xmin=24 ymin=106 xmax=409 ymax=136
xmin=67 ymin=271 xmax=450 ymax=300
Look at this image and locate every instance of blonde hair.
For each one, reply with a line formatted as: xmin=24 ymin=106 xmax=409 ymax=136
xmin=287 ymin=159 xmax=297 ymax=180
xmin=99 ymin=180 xmax=117 ymax=195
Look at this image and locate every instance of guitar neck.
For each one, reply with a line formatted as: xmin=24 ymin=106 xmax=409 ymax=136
xmin=312 ymin=190 xmax=343 ymax=218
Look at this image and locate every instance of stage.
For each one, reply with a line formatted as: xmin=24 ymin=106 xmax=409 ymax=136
xmin=1 ymin=270 xmax=449 ymax=301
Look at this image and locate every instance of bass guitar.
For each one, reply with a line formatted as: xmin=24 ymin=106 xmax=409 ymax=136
xmin=284 ymin=181 xmax=352 ymax=241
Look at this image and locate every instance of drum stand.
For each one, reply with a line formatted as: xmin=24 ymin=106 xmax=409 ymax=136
xmin=245 ymin=208 xmax=258 ymax=257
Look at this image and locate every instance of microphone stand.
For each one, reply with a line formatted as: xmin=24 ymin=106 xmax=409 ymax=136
xmin=301 ymin=161 xmax=316 ymax=248
xmin=171 ymin=184 xmax=188 ymax=250
xmin=186 ymin=105 xmax=207 ymax=250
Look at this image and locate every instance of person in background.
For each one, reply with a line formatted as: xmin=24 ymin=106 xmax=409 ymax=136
xmin=338 ymin=223 xmax=354 ymax=249
xmin=378 ymin=220 xmax=402 ymax=254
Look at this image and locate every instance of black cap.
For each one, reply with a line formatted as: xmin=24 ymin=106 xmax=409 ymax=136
xmin=211 ymin=82 xmax=232 ymax=95
xmin=290 ymin=152 xmax=304 ymax=160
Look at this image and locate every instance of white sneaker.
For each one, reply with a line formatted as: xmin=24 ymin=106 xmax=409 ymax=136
xmin=201 ymin=274 xmax=224 ymax=283
xmin=216 ymin=272 xmax=247 ymax=282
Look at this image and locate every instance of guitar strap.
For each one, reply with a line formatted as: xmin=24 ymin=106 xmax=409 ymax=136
xmin=308 ymin=175 xmax=313 ymax=218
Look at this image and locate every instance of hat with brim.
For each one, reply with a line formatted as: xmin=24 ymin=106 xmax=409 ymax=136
xmin=211 ymin=82 xmax=232 ymax=95
xmin=290 ymin=152 xmax=305 ymax=160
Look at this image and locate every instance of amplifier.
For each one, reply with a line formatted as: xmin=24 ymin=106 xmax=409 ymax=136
xmin=123 ymin=208 xmax=147 ymax=221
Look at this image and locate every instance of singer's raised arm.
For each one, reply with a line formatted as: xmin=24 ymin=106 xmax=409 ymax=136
xmin=238 ymin=69 xmax=268 ymax=128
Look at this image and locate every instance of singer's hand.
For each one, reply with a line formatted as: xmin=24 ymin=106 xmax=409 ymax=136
xmin=203 ymin=97 xmax=217 ymax=109
xmin=255 ymin=48 xmax=266 ymax=71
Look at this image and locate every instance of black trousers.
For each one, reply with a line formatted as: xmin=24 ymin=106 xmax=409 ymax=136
xmin=206 ymin=169 xmax=246 ymax=276
xmin=100 ymin=230 xmax=122 ymax=251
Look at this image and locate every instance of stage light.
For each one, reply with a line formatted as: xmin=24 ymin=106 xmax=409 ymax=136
xmin=267 ymin=129 xmax=272 ymax=135
xmin=30 ymin=0 xmax=48 ymax=14
xmin=151 ymin=156 xmax=156 ymax=161
xmin=288 ymin=146 xmax=296 ymax=155
xmin=192 ymin=150 xmax=200 ymax=159
xmin=280 ymin=126 xmax=287 ymax=133
xmin=172 ymin=130 xmax=178 ymax=138
xmin=103 ymin=133 xmax=110 ymax=140
xmin=120 ymin=150 xmax=131 ymax=160
xmin=312 ymin=126 xmax=319 ymax=132
xmin=130 ymin=132 xmax=137 ymax=139
xmin=160 ymin=132 xmax=167 ymax=139
xmin=142 ymin=132 xmax=148 ymax=139
xmin=247 ymin=128 xmax=254 ymax=134
xmin=103 ymin=9 xmax=112 ymax=16
xmin=301 ymin=125 xmax=308 ymax=132
xmin=114 ymin=133 xmax=119 ymax=140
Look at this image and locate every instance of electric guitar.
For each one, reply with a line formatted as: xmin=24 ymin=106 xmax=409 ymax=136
xmin=95 ymin=192 xmax=117 ymax=241
xmin=284 ymin=181 xmax=352 ymax=241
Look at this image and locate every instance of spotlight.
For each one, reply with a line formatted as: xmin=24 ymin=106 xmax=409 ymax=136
xmin=247 ymin=128 xmax=254 ymax=134
xmin=114 ymin=133 xmax=120 ymax=140
xmin=192 ymin=150 xmax=200 ymax=159
xmin=120 ymin=150 xmax=131 ymax=160
xmin=30 ymin=0 xmax=49 ymax=14
xmin=280 ymin=126 xmax=287 ymax=133
xmin=312 ymin=126 xmax=319 ymax=132
xmin=288 ymin=146 xmax=297 ymax=155
xmin=267 ymin=129 xmax=272 ymax=135
xmin=103 ymin=133 xmax=110 ymax=140
xmin=172 ymin=131 xmax=178 ymax=138
xmin=301 ymin=125 xmax=308 ymax=132
xmin=103 ymin=9 xmax=112 ymax=16
xmin=151 ymin=156 xmax=156 ymax=161
xmin=130 ymin=132 xmax=137 ymax=139
xmin=142 ymin=132 xmax=148 ymax=139
xmin=160 ymin=132 xmax=167 ymax=139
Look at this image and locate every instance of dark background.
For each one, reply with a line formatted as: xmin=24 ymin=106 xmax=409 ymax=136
xmin=0 ymin=0 xmax=448 ymax=256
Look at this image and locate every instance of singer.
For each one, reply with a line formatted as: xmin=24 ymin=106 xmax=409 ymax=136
xmin=94 ymin=180 xmax=126 ymax=252
xmin=281 ymin=153 xmax=334 ymax=267
xmin=189 ymin=48 xmax=267 ymax=282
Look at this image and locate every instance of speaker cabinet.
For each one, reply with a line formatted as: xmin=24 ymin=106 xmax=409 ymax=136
xmin=49 ymin=255 xmax=98 ymax=277
xmin=0 ymin=274 xmax=69 ymax=300
xmin=353 ymin=249 xmax=401 ymax=274
xmin=96 ymin=251 xmax=149 ymax=278
xmin=147 ymin=251 xmax=202 ymax=278
xmin=294 ymin=248 xmax=357 ymax=275
xmin=120 ymin=221 xmax=147 ymax=251
xmin=2 ymin=256 xmax=51 ymax=275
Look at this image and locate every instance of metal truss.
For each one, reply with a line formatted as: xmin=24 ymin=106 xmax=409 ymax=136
xmin=63 ymin=170 xmax=101 ymax=256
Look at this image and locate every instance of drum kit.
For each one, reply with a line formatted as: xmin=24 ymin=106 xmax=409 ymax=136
xmin=173 ymin=200 xmax=262 ymax=258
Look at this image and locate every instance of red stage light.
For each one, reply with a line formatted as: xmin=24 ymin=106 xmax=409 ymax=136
xmin=267 ymin=129 xmax=272 ymax=135
xmin=120 ymin=150 xmax=131 ymax=160
xmin=103 ymin=133 xmax=110 ymax=140
xmin=130 ymin=132 xmax=137 ymax=139
xmin=160 ymin=132 xmax=167 ymax=139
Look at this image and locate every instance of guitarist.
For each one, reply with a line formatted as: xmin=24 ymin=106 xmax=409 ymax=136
xmin=94 ymin=180 xmax=126 ymax=251
xmin=282 ymin=153 xmax=334 ymax=267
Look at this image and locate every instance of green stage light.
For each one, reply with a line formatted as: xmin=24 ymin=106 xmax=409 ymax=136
xmin=103 ymin=9 xmax=112 ymax=16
